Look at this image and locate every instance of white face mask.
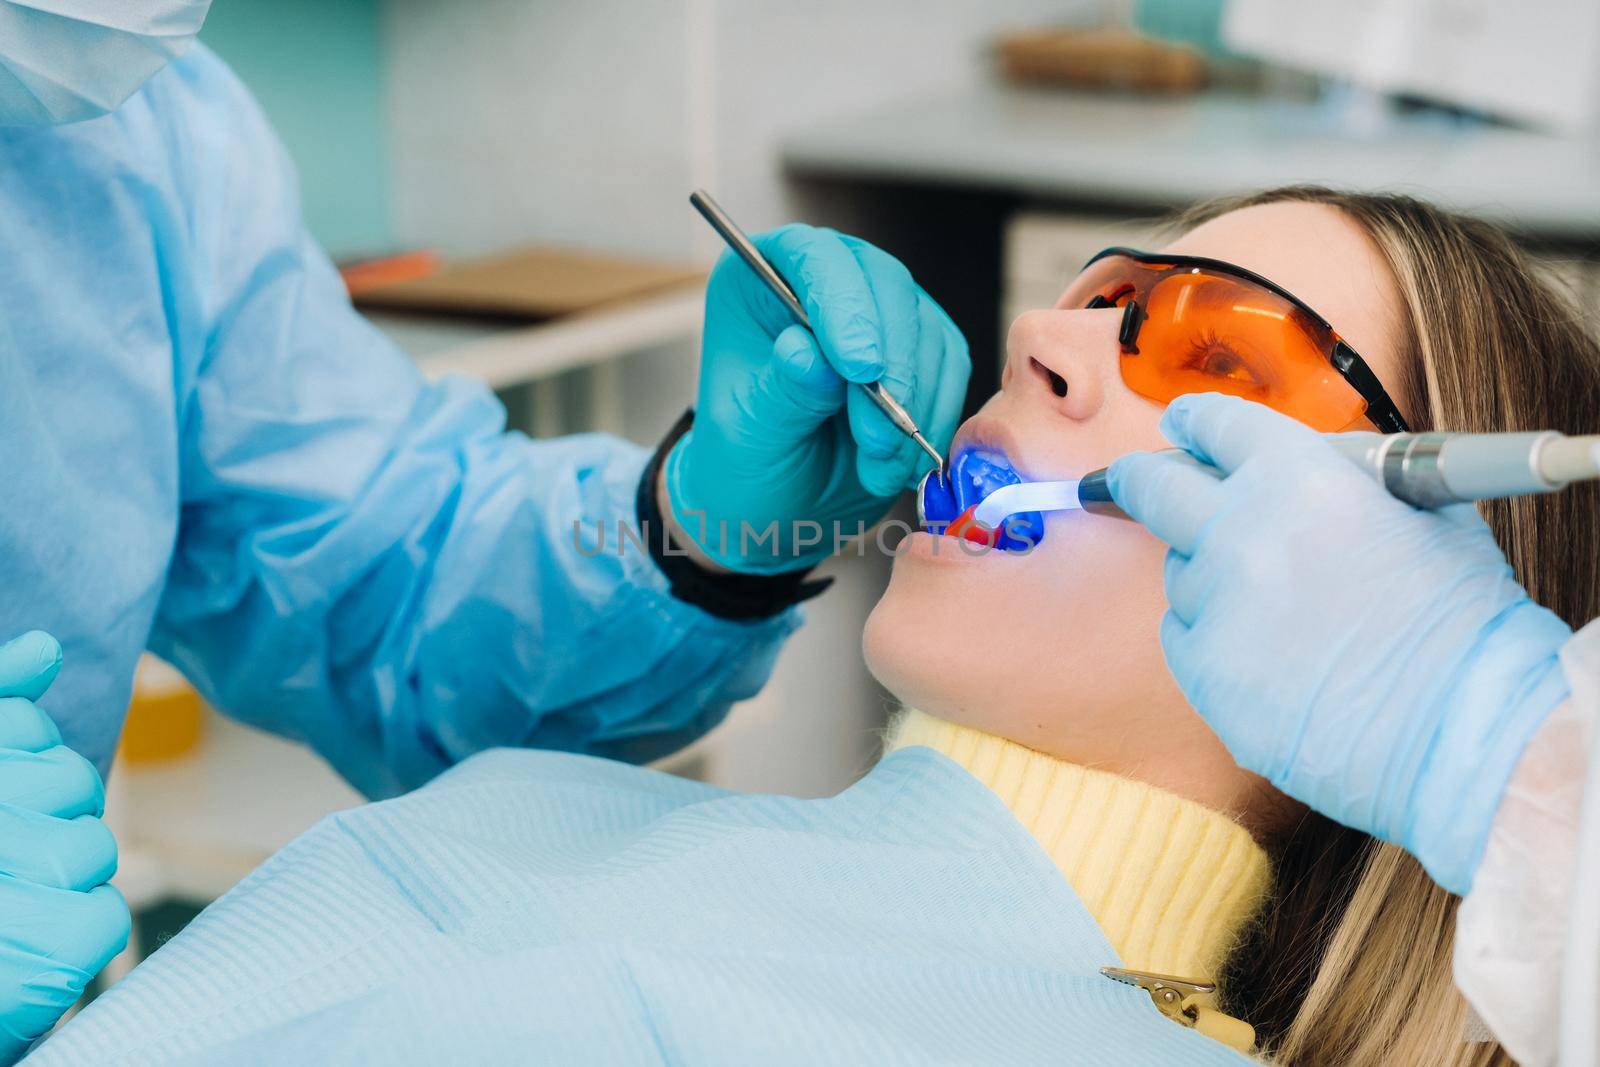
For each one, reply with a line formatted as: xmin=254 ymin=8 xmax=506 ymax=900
xmin=0 ymin=0 xmax=214 ymax=126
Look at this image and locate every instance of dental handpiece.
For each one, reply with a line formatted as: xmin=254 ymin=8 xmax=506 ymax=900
xmin=688 ymin=189 xmax=946 ymax=473
xmin=968 ymin=430 xmax=1600 ymax=529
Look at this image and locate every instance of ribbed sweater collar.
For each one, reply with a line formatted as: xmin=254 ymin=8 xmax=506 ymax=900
xmin=886 ymin=709 xmax=1271 ymax=982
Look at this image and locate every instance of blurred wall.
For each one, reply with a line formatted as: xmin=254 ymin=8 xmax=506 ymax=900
xmin=200 ymin=0 xmax=391 ymax=255
xmin=379 ymin=0 xmax=1094 ymax=796
xmin=383 ymin=0 xmax=1093 ymax=259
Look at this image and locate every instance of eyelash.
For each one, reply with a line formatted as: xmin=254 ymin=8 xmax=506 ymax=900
xmin=1182 ymin=330 xmax=1263 ymax=383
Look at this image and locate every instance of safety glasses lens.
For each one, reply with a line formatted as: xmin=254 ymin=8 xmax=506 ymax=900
xmin=1072 ymin=257 xmax=1369 ymax=432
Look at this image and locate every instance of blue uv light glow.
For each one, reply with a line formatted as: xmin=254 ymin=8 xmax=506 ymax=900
xmin=919 ymin=448 xmax=1045 ymax=550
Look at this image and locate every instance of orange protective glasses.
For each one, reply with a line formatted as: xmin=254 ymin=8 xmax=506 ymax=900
xmin=1061 ymin=248 xmax=1410 ymax=434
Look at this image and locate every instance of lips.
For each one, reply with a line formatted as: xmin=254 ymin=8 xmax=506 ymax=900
xmin=919 ymin=447 xmax=1044 ymax=551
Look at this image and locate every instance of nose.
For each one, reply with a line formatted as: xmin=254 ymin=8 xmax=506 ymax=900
xmin=1001 ymin=306 xmax=1123 ymax=421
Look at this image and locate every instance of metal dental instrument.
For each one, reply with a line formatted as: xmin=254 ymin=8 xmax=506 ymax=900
xmin=965 ymin=430 xmax=1600 ymax=528
xmin=688 ymin=189 xmax=946 ymax=474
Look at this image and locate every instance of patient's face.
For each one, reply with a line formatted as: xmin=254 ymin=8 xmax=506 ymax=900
xmin=864 ymin=202 xmax=1410 ymax=823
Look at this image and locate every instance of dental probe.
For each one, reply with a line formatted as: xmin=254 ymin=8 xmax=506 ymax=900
xmin=688 ymin=189 xmax=946 ymax=473
xmin=968 ymin=430 xmax=1600 ymax=528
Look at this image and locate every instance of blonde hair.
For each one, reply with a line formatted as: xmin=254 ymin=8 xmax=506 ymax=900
xmin=1175 ymin=188 xmax=1600 ymax=1067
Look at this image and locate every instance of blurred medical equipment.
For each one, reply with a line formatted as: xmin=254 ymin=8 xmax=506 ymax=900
xmin=689 ymin=189 xmax=946 ymax=474
xmin=1225 ymin=0 xmax=1600 ymax=134
xmin=0 ymin=631 xmax=129 ymax=1061
xmin=944 ymin=428 xmax=1600 ymax=534
xmin=0 ymin=0 xmax=211 ymax=125
xmin=1065 ymin=247 xmax=1410 ymax=434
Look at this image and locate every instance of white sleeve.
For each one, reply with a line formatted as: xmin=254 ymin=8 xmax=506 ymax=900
xmin=1560 ymin=626 xmax=1600 ymax=1066
xmin=1454 ymin=619 xmax=1600 ymax=1067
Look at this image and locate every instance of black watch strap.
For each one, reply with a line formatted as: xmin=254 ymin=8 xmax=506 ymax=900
xmin=635 ymin=409 xmax=833 ymax=622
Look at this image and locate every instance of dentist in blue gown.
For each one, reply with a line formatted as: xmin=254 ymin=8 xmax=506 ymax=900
xmin=0 ymin=4 xmax=968 ymax=1057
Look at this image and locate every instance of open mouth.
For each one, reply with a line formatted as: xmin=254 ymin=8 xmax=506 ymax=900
xmin=917 ymin=448 xmax=1044 ymax=551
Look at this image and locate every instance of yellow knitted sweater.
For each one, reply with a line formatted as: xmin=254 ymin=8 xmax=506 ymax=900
xmin=886 ymin=709 xmax=1272 ymax=985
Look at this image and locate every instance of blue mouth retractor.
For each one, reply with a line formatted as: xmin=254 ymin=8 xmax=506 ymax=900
xmin=917 ymin=449 xmax=1075 ymax=550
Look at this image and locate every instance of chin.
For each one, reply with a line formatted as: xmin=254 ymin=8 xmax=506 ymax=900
xmin=863 ymin=585 xmax=959 ymax=717
xmin=863 ymin=535 xmax=1026 ymax=720
xmin=862 ymin=520 xmax=1200 ymax=767
xmin=866 ymin=544 xmax=1280 ymax=820
xmin=866 ymin=511 xmax=1145 ymax=686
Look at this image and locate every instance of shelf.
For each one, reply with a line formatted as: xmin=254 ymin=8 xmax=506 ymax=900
xmin=783 ymin=87 xmax=1600 ymax=241
xmin=369 ymin=284 xmax=706 ymax=391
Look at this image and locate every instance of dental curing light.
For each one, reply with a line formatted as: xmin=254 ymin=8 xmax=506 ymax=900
xmin=942 ymin=430 xmax=1600 ymax=533
xmin=920 ymin=476 xmax=1107 ymax=549
xmin=1092 ymin=430 xmax=1600 ymax=515
xmin=969 ymin=480 xmax=1090 ymax=528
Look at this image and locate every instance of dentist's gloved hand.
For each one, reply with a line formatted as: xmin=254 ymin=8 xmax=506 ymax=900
xmin=666 ymin=224 xmax=970 ymax=573
xmin=0 ymin=632 xmax=130 ymax=1063
xmin=1107 ymin=394 xmax=1572 ymax=895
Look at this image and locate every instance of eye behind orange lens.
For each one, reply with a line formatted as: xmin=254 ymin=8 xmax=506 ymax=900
xmin=1065 ymin=254 xmax=1372 ymax=432
xmin=1122 ymin=270 xmax=1367 ymax=431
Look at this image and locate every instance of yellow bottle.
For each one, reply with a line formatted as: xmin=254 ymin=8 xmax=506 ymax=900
xmin=120 ymin=655 xmax=206 ymax=764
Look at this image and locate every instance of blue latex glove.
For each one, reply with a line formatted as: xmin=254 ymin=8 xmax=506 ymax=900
xmin=0 ymin=632 xmax=129 ymax=1062
xmin=1107 ymin=394 xmax=1572 ymax=894
xmin=665 ymin=225 xmax=970 ymax=573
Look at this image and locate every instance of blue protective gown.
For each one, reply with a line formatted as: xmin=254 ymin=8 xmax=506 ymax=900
xmin=30 ymin=746 xmax=1251 ymax=1066
xmin=0 ymin=45 xmax=793 ymax=798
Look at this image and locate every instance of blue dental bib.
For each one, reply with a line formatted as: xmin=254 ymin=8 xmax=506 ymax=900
xmin=34 ymin=749 xmax=1252 ymax=1066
